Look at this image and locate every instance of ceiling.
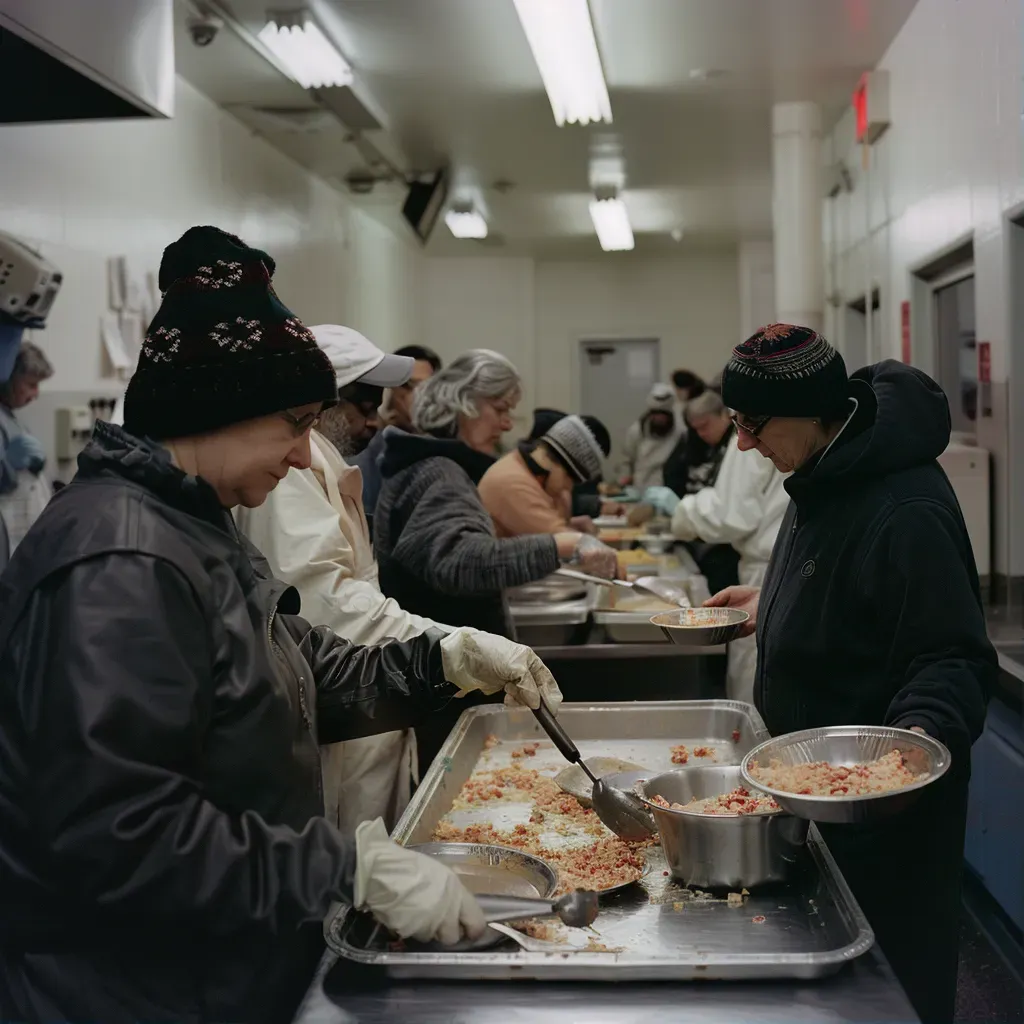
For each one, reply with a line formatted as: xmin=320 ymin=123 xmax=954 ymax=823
xmin=174 ymin=0 xmax=917 ymax=258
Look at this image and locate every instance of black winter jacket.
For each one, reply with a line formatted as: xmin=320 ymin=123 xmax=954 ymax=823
xmin=0 ymin=425 xmax=457 ymax=1024
xmin=754 ymin=361 xmax=995 ymax=1022
xmin=755 ymin=361 xmax=994 ymax=753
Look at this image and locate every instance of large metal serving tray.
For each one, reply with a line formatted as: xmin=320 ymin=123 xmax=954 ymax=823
xmin=326 ymin=701 xmax=874 ymax=981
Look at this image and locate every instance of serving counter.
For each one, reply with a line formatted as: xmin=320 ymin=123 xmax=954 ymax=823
xmin=295 ymin=945 xmax=918 ymax=1023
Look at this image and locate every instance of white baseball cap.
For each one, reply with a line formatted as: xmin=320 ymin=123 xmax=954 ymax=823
xmin=309 ymin=324 xmax=414 ymax=390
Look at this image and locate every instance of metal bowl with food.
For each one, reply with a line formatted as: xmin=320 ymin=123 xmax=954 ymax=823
xmin=651 ymin=607 xmax=749 ymax=647
xmin=740 ymin=726 xmax=952 ymax=825
xmin=405 ymin=842 xmax=558 ymax=951
xmin=637 ymin=766 xmax=808 ymax=890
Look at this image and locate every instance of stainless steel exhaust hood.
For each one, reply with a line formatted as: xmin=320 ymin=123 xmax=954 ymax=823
xmin=0 ymin=0 xmax=174 ymax=123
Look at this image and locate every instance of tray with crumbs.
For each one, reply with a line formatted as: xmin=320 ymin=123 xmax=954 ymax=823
xmin=325 ymin=701 xmax=874 ymax=981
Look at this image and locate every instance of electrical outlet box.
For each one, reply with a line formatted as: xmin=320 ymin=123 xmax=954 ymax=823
xmin=55 ymin=406 xmax=93 ymax=461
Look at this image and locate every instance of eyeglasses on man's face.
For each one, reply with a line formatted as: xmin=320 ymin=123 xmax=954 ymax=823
xmin=280 ymin=409 xmax=321 ymax=436
xmin=731 ymin=412 xmax=772 ymax=438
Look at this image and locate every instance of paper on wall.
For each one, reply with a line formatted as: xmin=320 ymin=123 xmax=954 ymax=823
xmin=107 ymin=257 xmax=125 ymax=311
xmin=118 ymin=310 xmax=144 ymax=365
xmin=100 ymin=313 xmax=132 ymax=375
xmin=122 ymin=257 xmax=145 ymax=313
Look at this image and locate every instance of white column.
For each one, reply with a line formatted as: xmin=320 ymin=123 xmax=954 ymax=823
xmin=737 ymin=240 xmax=776 ymax=341
xmin=772 ymin=102 xmax=824 ymax=332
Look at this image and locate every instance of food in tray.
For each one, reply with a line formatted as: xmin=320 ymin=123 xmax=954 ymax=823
xmin=606 ymin=589 xmax=673 ymax=612
xmin=615 ymin=548 xmax=658 ymax=567
xmin=431 ymin=763 xmax=651 ymax=894
xmin=746 ymin=749 xmax=921 ymax=797
xmin=648 ymin=786 xmax=780 ymax=815
xmin=600 ymin=527 xmax=645 ymax=543
xmin=669 ymin=743 xmax=717 ymax=764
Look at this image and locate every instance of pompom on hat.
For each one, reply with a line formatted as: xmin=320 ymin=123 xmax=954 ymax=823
xmin=123 ymin=226 xmax=337 ymax=440
xmin=721 ymin=323 xmax=850 ymax=419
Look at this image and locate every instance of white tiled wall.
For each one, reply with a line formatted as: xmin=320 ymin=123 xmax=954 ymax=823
xmin=823 ymin=0 xmax=1024 ymax=577
xmin=422 ymin=251 xmax=742 ymax=438
xmin=0 ymin=77 xmax=424 ymax=399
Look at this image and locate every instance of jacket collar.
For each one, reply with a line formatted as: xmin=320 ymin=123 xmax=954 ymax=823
xmin=380 ymin=428 xmax=496 ymax=484
xmin=78 ymin=422 xmax=231 ymax=531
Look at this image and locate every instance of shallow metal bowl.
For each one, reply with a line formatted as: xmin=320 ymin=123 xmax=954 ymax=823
xmin=740 ymin=726 xmax=952 ymax=825
xmin=651 ymin=607 xmax=749 ymax=647
xmin=507 ymin=574 xmax=589 ymax=604
xmin=636 ymin=766 xmax=807 ymax=890
xmin=405 ymin=842 xmax=558 ymax=951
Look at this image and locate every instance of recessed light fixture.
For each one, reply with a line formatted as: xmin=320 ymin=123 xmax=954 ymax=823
xmin=258 ymin=9 xmax=353 ymax=90
xmin=512 ymin=0 xmax=612 ymax=126
xmin=589 ymin=195 xmax=634 ymax=252
xmin=445 ymin=207 xmax=488 ymax=240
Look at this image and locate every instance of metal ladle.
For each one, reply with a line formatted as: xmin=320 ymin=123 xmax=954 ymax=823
xmin=475 ymin=889 xmax=599 ymax=929
xmin=554 ymin=568 xmax=690 ymax=608
xmin=532 ymin=703 xmax=656 ymax=842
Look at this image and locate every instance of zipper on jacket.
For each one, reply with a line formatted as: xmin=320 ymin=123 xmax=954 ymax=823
xmin=267 ymin=603 xmax=321 ymax=798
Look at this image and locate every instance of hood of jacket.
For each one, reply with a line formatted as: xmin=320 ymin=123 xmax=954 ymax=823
xmin=785 ymin=360 xmax=951 ymax=504
xmin=380 ymin=427 xmax=495 ymax=485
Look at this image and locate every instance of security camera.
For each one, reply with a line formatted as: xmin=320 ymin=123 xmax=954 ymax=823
xmin=187 ymin=12 xmax=223 ymax=47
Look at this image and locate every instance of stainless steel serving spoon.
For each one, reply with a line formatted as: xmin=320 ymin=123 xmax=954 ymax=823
xmin=554 ymin=567 xmax=691 ymax=608
xmin=476 ymin=889 xmax=599 ymax=929
xmin=532 ymin=703 xmax=656 ymax=842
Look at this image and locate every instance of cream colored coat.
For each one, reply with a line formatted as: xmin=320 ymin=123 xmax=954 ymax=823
xmin=236 ymin=431 xmax=445 ymax=832
xmin=670 ymin=439 xmax=790 ymax=704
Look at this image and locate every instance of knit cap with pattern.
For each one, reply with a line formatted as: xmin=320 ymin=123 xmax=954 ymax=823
xmin=123 ymin=226 xmax=337 ymax=440
xmin=542 ymin=414 xmax=604 ymax=483
xmin=721 ymin=323 xmax=849 ymax=419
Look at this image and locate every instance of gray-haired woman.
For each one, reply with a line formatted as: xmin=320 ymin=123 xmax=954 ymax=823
xmin=374 ymin=349 xmax=616 ymax=774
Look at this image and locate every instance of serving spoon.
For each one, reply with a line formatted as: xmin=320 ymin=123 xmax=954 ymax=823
xmin=554 ymin=568 xmax=690 ymax=608
xmin=532 ymin=703 xmax=656 ymax=842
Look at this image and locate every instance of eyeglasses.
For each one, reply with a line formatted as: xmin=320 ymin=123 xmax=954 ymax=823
xmin=731 ymin=412 xmax=771 ymax=438
xmin=280 ymin=409 xmax=321 ymax=436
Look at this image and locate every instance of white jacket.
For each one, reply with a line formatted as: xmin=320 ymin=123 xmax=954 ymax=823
xmin=619 ymin=418 xmax=683 ymax=490
xmin=670 ymin=439 xmax=789 ymax=704
xmin=670 ymin=438 xmax=790 ymax=574
xmin=236 ymin=431 xmax=445 ymax=832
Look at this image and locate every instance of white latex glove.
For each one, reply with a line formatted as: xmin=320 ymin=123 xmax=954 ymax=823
xmin=354 ymin=818 xmax=486 ymax=945
xmin=569 ymin=533 xmax=618 ymax=580
xmin=439 ymin=627 xmax=563 ymax=715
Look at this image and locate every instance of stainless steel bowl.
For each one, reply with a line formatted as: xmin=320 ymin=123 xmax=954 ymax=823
xmin=405 ymin=842 xmax=558 ymax=951
xmin=507 ymin=574 xmax=589 ymax=604
xmin=637 ymin=766 xmax=808 ymax=890
xmin=740 ymin=726 xmax=952 ymax=825
xmin=651 ymin=607 xmax=749 ymax=647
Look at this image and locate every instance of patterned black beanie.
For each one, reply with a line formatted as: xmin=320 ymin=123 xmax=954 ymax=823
xmin=721 ymin=323 xmax=849 ymax=419
xmin=123 ymin=226 xmax=337 ymax=440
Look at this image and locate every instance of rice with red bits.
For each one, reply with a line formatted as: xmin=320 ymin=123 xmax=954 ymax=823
xmin=747 ymin=749 xmax=918 ymax=797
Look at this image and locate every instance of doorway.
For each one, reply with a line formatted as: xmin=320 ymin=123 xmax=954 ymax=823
xmin=844 ymin=289 xmax=880 ymax=370
xmin=932 ymin=271 xmax=977 ymax=437
xmin=579 ymin=338 xmax=660 ymax=472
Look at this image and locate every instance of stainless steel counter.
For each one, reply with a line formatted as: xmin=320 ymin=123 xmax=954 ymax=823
xmin=295 ymin=946 xmax=919 ymax=1023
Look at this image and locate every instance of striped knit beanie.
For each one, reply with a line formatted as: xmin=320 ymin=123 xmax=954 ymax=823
xmin=542 ymin=414 xmax=604 ymax=483
xmin=123 ymin=226 xmax=337 ymax=440
xmin=721 ymin=323 xmax=849 ymax=418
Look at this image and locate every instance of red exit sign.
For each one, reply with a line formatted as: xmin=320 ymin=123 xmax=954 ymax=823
xmin=852 ymin=70 xmax=890 ymax=145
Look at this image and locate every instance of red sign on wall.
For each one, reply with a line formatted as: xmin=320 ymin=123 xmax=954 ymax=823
xmin=853 ymin=73 xmax=869 ymax=142
xmin=978 ymin=341 xmax=991 ymax=384
xmin=900 ymin=301 xmax=911 ymax=363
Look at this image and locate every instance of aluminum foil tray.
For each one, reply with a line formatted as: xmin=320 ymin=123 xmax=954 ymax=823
xmin=325 ymin=701 xmax=874 ymax=981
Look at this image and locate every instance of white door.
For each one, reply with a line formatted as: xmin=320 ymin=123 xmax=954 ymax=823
xmin=579 ymin=338 xmax=661 ymax=472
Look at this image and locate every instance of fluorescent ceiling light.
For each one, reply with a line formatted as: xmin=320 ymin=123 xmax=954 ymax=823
xmin=445 ymin=209 xmax=488 ymax=239
xmin=259 ymin=11 xmax=353 ymax=90
xmin=512 ymin=0 xmax=611 ymax=126
xmin=589 ymin=196 xmax=634 ymax=251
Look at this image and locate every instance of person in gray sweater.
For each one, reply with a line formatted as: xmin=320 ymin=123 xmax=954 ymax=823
xmin=374 ymin=350 xmax=617 ymax=774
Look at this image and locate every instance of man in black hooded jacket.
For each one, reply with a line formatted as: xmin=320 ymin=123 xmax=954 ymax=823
xmin=709 ymin=324 xmax=995 ymax=1024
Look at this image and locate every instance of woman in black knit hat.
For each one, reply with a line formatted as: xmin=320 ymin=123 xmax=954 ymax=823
xmin=0 ymin=227 xmax=565 ymax=1024
xmin=707 ymin=322 xmax=995 ymax=1024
